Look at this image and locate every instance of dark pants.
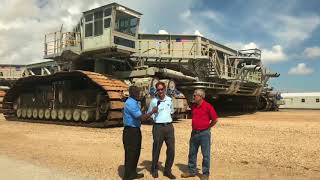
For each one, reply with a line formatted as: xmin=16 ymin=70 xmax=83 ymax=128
xmin=123 ymin=127 xmax=142 ymax=179
xmin=152 ymin=123 xmax=175 ymax=173
xmin=188 ymin=129 xmax=211 ymax=176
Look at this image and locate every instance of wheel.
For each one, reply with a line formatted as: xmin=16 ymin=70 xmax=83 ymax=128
xmin=21 ymin=109 xmax=27 ymax=118
xmin=44 ymin=109 xmax=51 ymax=120
xmin=57 ymin=109 xmax=65 ymax=121
xmin=27 ymin=108 xmax=32 ymax=119
xmin=81 ymin=109 xmax=93 ymax=122
xmin=16 ymin=108 xmax=22 ymax=118
xmin=38 ymin=109 xmax=44 ymax=119
xmin=51 ymin=109 xmax=57 ymax=120
xmin=65 ymin=109 xmax=72 ymax=121
xmin=73 ymin=109 xmax=81 ymax=121
xmin=32 ymin=109 xmax=38 ymax=119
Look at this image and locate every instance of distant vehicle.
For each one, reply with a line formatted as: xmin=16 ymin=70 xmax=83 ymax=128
xmin=2 ymin=3 xmax=280 ymax=127
xmin=280 ymin=92 xmax=320 ymax=109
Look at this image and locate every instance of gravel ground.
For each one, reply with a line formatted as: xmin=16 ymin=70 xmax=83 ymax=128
xmin=0 ymin=155 xmax=89 ymax=180
xmin=0 ymin=110 xmax=319 ymax=180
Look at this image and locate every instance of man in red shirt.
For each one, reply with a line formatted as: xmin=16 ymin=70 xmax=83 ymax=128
xmin=181 ymin=89 xmax=218 ymax=180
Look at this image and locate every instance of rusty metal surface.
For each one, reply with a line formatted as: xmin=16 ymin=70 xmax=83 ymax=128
xmin=3 ymin=70 xmax=128 ymax=103
xmin=107 ymin=111 xmax=123 ymax=120
xmin=107 ymin=91 xmax=123 ymax=99
xmin=0 ymin=90 xmax=5 ymax=97
xmin=0 ymin=90 xmax=5 ymax=108
xmin=109 ymin=101 xmax=124 ymax=109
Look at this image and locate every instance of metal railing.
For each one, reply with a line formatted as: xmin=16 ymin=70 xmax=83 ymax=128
xmin=136 ymin=39 xmax=262 ymax=83
xmin=44 ymin=32 xmax=81 ymax=56
xmin=137 ymin=40 xmax=197 ymax=59
xmin=238 ymin=48 xmax=261 ymax=59
xmin=209 ymin=56 xmax=262 ymax=83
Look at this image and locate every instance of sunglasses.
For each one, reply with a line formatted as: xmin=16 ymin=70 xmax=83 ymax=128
xmin=157 ymin=88 xmax=164 ymax=91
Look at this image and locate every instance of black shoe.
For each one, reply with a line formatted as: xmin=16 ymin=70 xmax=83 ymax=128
xmin=133 ymin=173 xmax=144 ymax=179
xmin=164 ymin=171 xmax=176 ymax=179
xmin=152 ymin=171 xmax=159 ymax=178
xmin=123 ymin=173 xmax=144 ymax=180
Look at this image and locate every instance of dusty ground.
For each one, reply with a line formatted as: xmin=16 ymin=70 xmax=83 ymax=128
xmin=0 ymin=110 xmax=319 ymax=180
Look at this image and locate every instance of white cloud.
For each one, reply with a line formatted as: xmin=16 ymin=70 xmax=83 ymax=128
xmin=262 ymin=45 xmax=287 ymax=63
xmin=225 ymin=42 xmax=245 ymax=50
xmin=303 ymin=46 xmax=320 ymax=59
xmin=226 ymin=42 xmax=260 ymax=51
xmin=243 ymin=42 xmax=259 ymax=50
xmin=158 ymin=30 xmax=169 ymax=34
xmin=180 ymin=9 xmax=192 ymax=19
xmin=61 ymin=15 xmax=78 ymax=30
xmin=265 ymin=15 xmax=320 ymax=45
xmin=199 ymin=10 xmax=223 ymax=24
xmin=179 ymin=8 xmax=223 ymax=38
xmin=88 ymin=2 xmax=101 ymax=10
xmin=0 ymin=20 xmax=24 ymax=30
xmin=226 ymin=42 xmax=287 ymax=64
xmin=67 ymin=6 xmax=82 ymax=15
xmin=194 ymin=30 xmax=203 ymax=36
xmin=0 ymin=0 xmax=40 ymax=22
xmin=288 ymin=63 xmax=314 ymax=75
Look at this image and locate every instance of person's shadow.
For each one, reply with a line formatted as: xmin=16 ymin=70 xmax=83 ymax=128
xmin=176 ymin=163 xmax=201 ymax=178
xmin=140 ymin=160 xmax=164 ymax=174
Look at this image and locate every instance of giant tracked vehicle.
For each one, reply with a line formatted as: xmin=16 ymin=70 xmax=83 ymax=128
xmin=2 ymin=3 xmax=280 ymax=127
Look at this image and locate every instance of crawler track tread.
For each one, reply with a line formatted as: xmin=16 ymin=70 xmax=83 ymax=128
xmin=1 ymin=71 xmax=128 ymax=127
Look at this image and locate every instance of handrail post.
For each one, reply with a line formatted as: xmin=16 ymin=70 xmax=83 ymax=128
xmin=53 ymin=32 xmax=57 ymax=54
xmin=44 ymin=34 xmax=47 ymax=56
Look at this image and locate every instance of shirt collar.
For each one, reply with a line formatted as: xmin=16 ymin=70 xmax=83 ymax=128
xmin=196 ymin=99 xmax=205 ymax=107
xmin=157 ymin=95 xmax=169 ymax=102
xmin=129 ymin=96 xmax=139 ymax=103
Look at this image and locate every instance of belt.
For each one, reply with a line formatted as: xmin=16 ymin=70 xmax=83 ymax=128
xmin=192 ymin=128 xmax=209 ymax=134
xmin=154 ymin=122 xmax=172 ymax=126
xmin=124 ymin=126 xmax=140 ymax=129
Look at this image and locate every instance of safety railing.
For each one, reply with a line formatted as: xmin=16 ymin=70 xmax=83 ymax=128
xmin=238 ymin=48 xmax=261 ymax=59
xmin=137 ymin=39 xmax=198 ymax=59
xmin=44 ymin=32 xmax=81 ymax=57
xmin=212 ymin=62 xmax=262 ymax=83
xmin=246 ymin=71 xmax=262 ymax=82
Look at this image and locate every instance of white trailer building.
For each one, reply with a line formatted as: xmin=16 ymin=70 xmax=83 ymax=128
xmin=280 ymin=92 xmax=320 ymax=109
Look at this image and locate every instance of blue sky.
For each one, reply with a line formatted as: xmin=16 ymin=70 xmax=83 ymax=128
xmin=0 ymin=0 xmax=319 ymax=92
xmin=196 ymin=0 xmax=320 ymax=92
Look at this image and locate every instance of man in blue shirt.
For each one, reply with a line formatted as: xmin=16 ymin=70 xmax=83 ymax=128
xmin=147 ymin=82 xmax=176 ymax=179
xmin=123 ymin=86 xmax=158 ymax=180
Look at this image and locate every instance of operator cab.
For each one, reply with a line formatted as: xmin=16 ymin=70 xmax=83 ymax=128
xmin=44 ymin=3 xmax=141 ymax=62
xmin=82 ymin=3 xmax=141 ymax=55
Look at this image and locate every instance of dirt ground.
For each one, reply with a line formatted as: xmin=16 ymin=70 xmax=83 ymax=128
xmin=0 ymin=110 xmax=319 ymax=180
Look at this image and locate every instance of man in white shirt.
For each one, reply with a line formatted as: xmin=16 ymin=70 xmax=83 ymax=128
xmin=147 ymin=81 xmax=176 ymax=179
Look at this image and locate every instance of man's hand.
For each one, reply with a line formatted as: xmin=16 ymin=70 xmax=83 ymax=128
xmin=209 ymin=119 xmax=217 ymax=128
xmin=152 ymin=107 xmax=158 ymax=114
xmin=140 ymin=107 xmax=158 ymax=121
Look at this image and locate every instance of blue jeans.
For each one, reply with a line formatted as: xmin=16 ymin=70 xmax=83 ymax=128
xmin=188 ymin=129 xmax=211 ymax=176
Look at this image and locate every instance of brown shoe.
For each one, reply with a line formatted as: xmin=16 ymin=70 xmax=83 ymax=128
xmin=200 ymin=175 xmax=209 ymax=180
xmin=181 ymin=172 xmax=196 ymax=178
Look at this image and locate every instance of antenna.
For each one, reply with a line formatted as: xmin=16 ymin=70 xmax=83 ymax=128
xmin=59 ymin=24 xmax=64 ymax=50
xmin=59 ymin=24 xmax=64 ymax=33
